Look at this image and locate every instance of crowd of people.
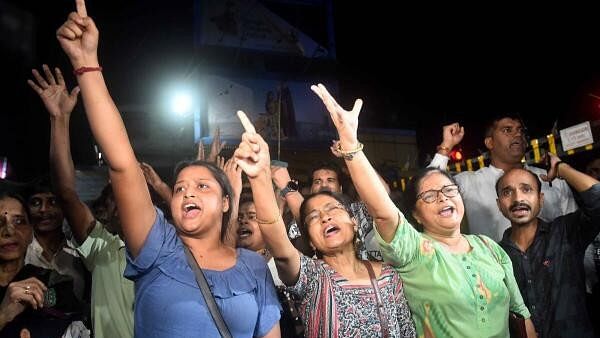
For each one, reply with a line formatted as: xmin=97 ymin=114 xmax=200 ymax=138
xmin=1 ymin=1 xmax=599 ymax=337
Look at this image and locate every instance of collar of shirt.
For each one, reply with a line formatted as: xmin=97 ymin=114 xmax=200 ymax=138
xmin=500 ymin=219 xmax=550 ymax=253
xmin=29 ymin=236 xmax=79 ymax=262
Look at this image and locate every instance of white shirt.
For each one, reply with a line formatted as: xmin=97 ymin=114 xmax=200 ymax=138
xmin=267 ymin=257 xmax=284 ymax=287
xmin=25 ymin=236 xmax=87 ymax=301
xmin=429 ymin=153 xmax=578 ymax=241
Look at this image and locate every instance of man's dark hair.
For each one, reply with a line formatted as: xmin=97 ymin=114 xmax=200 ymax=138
xmin=495 ymin=168 xmax=542 ymax=196
xmin=24 ymin=175 xmax=54 ymax=201
xmin=309 ymin=161 xmax=343 ymax=183
xmin=483 ymin=113 xmax=528 ymax=139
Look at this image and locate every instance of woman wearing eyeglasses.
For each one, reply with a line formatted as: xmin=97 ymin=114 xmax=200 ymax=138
xmin=308 ymin=84 xmax=537 ymax=338
xmin=234 ymin=116 xmax=416 ymax=337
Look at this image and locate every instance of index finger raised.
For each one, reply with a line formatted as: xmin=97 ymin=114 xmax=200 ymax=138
xmin=237 ymin=110 xmax=256 ymax=134
xmin=76 ymin=0 xmax=88 ymax=17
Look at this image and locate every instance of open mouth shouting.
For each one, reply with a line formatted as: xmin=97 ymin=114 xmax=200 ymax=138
xmin=509 ymin=203 xmax=531 ymax=217
xmin=182 ymin=202 xmax=201 ymax=218
xmin=438 ymin=205 xmax=455 ymax=217
xmin=323 ymin=224 xmax=341 ymax=238
xmin=238 ymin=226 xmax=253 ymax=239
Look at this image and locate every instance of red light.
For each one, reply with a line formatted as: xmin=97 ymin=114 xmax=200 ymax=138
xmin=449 ymin=148 xmax=463 ymax=162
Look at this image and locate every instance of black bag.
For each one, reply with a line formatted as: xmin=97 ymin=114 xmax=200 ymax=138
xmin=276 ymin=286 xmax=305 ymax=338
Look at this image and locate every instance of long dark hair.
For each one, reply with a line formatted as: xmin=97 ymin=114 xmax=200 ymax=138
xmin=173 ymin=160 xmax=234 ymax=242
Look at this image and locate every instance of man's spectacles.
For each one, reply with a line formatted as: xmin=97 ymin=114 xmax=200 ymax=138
xmin=417 ymin=184 xmax=460 ymax=203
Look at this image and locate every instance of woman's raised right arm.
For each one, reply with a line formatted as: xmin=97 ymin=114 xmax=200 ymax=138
xmin=56 ymin=0 xmax=155 ymax=257
xmin=234 ymin=112 xmax=301 ymax=285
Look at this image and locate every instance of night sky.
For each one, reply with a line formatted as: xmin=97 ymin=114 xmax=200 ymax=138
xmin=3 ymin=0 xmax=600 ymax=181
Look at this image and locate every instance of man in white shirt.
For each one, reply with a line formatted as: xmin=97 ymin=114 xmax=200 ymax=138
xmin=428 ymin=115 xmax=577 ymax=241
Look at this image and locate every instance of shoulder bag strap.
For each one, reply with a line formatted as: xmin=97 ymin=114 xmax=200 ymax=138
xmin=363 ymin=261 xmax=389 ymax=338
xmin=184 ymin=246 xmax=233 ymax=338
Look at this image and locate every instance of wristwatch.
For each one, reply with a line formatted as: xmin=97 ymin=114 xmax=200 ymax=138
xmin=280 ymin=180 xmax=299 ymax=197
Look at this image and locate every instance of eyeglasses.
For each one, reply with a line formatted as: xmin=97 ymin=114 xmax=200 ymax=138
xmin=304 ymin=203 xmax=347 ymax=226
xmin=417 ymin=184 xmax=460 ymax=203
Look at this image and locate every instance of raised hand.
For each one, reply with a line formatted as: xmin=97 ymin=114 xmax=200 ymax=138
xmin=329 ymin=140 xmax=343 ymax=158
xmin=56 ymin=0 xmax=99 ymax=68
xmin=234 ymin=111 xmax=270 ymax=179
xmin=540 ymin=152 xmax=562 ymax=182
xmin=208 ymin=128 xmax=227 ymax=163
xmin=310 ymin=83 xmax=362 ymax=148
xmin=140 ymin=162 xmax=172 ymax=203
xmin=223 ymin=158 xmax=243 ymax=195
xmin=0 ymin=277 xmax=47 ymax=325
xmin=196 ymin=139 xmax=205 ymax=161
xmin=440 ymin=122 xmax=464 ymax=150
xmin=27 ymin=65 xmax=80 ymax=118
xmin=140 ymin=162 xmax=164 ymax=188
xmin=216 ymin=156 xmax=226 ymax=170
xmin=271 ymin=165 xmax=292 ymax=190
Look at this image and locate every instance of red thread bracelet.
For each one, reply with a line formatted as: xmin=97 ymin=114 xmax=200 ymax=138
xmin=73 ymin=66 xmax=102 ymax=76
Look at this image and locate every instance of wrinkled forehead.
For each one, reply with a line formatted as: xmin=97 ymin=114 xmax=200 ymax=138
xmin=499 ymin=169 xmax=538 ymax=189
xmin=312 ymin=169 xmax=338 ymax=181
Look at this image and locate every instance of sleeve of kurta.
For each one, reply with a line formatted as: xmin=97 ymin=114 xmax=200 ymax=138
xmin=375 ymin=211 xmax=423 ymax=272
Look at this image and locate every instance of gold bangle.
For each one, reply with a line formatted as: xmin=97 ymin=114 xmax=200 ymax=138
xmin=336 ymin=142 xmax=364 ymax=160
xmin=256 ymin=214 xmax=281 ymax=224
xmin=436 ymin=144 xmax=451 ymax=152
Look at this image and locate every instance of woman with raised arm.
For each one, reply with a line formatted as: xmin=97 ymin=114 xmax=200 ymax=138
xmin=234 ymin=111 xmax=416 ymax=338
xmin=55 ymin=2 xmax=280 ymax=337
xmin=310 ymin=84 xmax=537 ymax=337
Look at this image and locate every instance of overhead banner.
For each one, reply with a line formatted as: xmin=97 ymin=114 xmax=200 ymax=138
xmin=199 ymin=75 xmax=337 ymax=142
xmin=196 ymin=0 xmax=329 ymax=58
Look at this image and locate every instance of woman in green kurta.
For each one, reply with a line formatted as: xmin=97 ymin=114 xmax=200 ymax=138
xmin=310 ymin=83 xmax=537 ymax=338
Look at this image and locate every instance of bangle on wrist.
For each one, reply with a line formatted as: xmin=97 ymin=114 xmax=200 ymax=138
xmin=73 ymin=66 xmax=102 ymax=76
xmin=256 ymin=214 xmax=281 ymax=224
xmin=436 ymin=144 xmax=451 ymax=154
xmin=336 ymin=142 xmax=364 ymax=160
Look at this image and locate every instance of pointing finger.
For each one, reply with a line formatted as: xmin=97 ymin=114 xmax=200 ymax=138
xmin=76 ymin=0 xmax=88 ymax=17
xmin=237 ymin=110 xmax=256 ymax=134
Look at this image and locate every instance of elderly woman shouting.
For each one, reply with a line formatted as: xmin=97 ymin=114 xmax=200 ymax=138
xmin=308 ymin=84 xmax=537 ymax=338
xmin=233 ymin=111 xmax=416 ymax=338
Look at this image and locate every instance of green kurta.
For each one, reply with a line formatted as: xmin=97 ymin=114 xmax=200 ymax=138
xmin=376 ymin=212 xmax=530 ymax=338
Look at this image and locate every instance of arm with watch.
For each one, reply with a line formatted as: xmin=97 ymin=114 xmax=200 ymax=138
xmin=271 ymin=166 xmax=303 ymax=224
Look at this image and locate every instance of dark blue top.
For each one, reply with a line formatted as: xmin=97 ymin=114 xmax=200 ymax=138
xmin=124 ymin=208 xmax=281 ymax=338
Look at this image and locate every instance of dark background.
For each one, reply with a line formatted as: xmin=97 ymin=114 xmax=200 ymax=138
xmin=3 ymin=0 xmax=600 ymax=181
